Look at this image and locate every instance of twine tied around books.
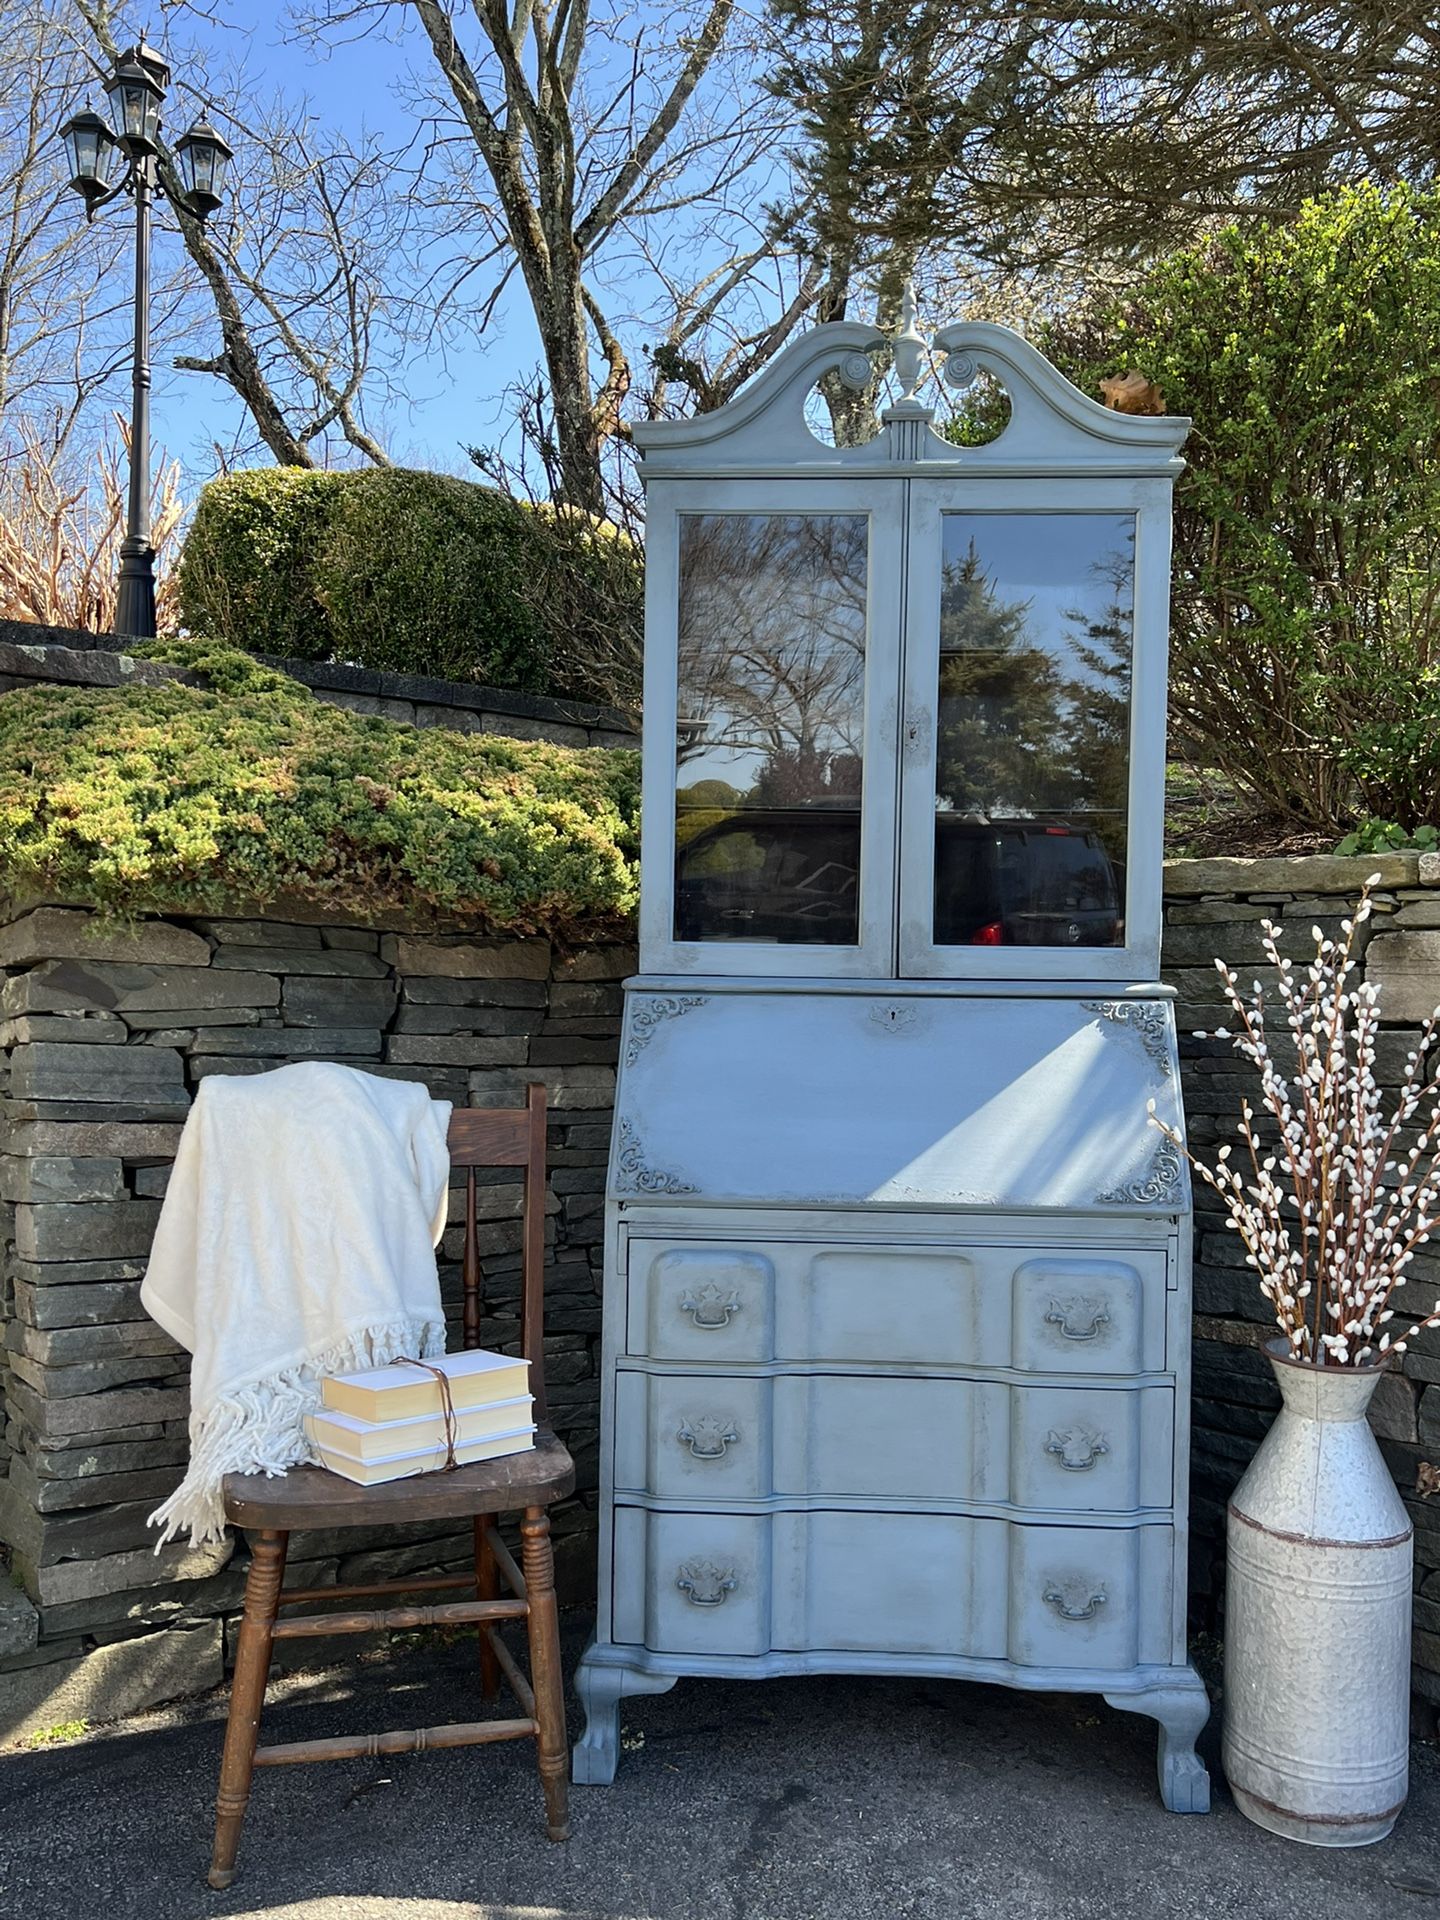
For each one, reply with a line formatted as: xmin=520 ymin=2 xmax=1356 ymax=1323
xmin=397 ymin=1356 xmax=460 ymax=1470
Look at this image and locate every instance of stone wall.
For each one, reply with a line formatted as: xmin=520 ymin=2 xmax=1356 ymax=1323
xmin=0 ymin=901 xmax=626 ymax=1741
xmin=6 ymin=849 xmax=1440 ymax=1740
xmin=1166 ymin=851 xmax=1440 ymax=1705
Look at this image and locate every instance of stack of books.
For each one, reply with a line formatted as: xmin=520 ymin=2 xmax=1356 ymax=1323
xmin=304 ymin=1350 xmax=535 ymax=1486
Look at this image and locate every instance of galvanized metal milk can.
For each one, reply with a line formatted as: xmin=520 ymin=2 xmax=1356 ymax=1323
xmin=1223 ymin=1341 xmax=1412 ymax=1845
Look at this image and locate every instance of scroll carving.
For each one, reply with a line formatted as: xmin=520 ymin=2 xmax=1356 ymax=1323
xmin=1082 ymin=999 xmax=1174 ymax=1080
xmin=614 ymin=1117 xmax=696 ymax=1196
xmin=624 ymin=995 xmax=708 ymax=1067
xmin=1098 ymin=1139 xmax=1186 ymax=1208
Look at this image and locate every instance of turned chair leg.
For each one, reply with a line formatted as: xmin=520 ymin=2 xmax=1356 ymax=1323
xmin=209 ymin=1528 xmax=288 ymax=1890
xmin=521 ymin=1508 xmax=570 ymax=1842
xmin=474 ymin=1514 xmax=500 ymax=1702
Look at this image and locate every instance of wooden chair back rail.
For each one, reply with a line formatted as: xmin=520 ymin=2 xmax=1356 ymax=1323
xmin=448 ymin=1082 xmax=549 ymax=1422
xmin=207 ymin=1099 xmax=572 ymax=1891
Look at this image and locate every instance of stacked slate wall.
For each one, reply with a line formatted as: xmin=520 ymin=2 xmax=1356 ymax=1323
xmin=1168 ymin=851 xmax=1440 ymax=1706
xmin=0 ymin=902 xmax=626 ymax=1742
xmin=8 ymin=847 xmax=1440 ymax=1739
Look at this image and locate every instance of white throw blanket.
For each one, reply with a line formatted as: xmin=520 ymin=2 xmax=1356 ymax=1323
xmin=142 ymin=1061 xmax=454 ymax=1547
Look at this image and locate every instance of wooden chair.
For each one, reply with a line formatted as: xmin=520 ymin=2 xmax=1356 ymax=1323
xmin=207 ymin=1084 xmax=573 ymax=1891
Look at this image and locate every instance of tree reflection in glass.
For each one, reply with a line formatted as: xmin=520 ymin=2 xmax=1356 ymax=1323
xmin=674 ymin=513 xmax=867 ymax=945
xmin=933 ymin=514 xmax=1134 ymax=950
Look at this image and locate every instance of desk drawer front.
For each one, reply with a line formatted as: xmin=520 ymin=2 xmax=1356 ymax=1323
xmin=614 ymin=1372 xmax=1173 ymax=1512
xmin=626 ymin=1238 xmax=1167 ymax=1373
xmin=612 ymin=1507 xmax=1175 ymax=1670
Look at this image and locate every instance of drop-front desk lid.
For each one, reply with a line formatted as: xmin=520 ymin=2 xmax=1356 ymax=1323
xmin=609 ymin=988 xmax=1190 ymax=1214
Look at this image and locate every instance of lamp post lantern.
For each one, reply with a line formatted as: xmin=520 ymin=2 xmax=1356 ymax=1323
xmin=57 ymin=43 xmax=234 ymax=638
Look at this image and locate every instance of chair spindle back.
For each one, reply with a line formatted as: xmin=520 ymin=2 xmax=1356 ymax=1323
xmin=446 ymin=1083 xmax=550 ymax=1423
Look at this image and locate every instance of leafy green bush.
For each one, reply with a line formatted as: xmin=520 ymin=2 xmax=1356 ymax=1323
xmin=1045 ymin=182 xmax=1440 ymax=835
xmin=317 ymin=469 xmax=553 ymax=692
xmin=0 ymin=641 xmax=640 ymax=934
xmin=176 ymin=468 xmax=343 ymax=662
xmin=176 ymin=467 xmax=644 ymax=708
xmin=1334 ymin=820 xmax=1440 ymax=857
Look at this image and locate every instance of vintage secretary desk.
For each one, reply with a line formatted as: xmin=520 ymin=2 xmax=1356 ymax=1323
xmin=572 ymin=300 xmax=1211 ymax=1812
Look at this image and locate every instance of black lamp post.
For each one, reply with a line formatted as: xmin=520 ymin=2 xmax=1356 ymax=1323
xmin=58 ymin=44 xmax=233 ymax=639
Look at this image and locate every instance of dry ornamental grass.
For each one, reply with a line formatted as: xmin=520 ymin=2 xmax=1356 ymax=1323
xmin=0 ymin=414 xmax=185 ymax=633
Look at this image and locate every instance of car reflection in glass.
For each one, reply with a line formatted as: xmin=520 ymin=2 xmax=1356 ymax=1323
xmin=673 ymin=809 xmax=1122 ymax=948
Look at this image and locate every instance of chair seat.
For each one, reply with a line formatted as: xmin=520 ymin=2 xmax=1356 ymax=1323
xmin=222 ymin=1429 xmax=574 ymax=1531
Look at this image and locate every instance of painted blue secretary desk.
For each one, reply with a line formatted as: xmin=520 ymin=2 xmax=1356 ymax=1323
xmin=572 ymin=300 xmax=1211 ymax=1813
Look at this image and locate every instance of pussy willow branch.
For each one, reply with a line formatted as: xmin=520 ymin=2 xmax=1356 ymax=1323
xmin=1151 ymin=878 xmax=1440 ymax=1364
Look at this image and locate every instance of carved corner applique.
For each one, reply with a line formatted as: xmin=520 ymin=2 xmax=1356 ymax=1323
xmin=1098 ymin=1137 xmax=1187 ymax=1208
xmin=613 ymin=1116 xmax=696 ymax=1196
xmin=1082 ymin=999 xmax=1174 ymax=1081
xmin=623 ymin=993 xmax=709 ymax=1067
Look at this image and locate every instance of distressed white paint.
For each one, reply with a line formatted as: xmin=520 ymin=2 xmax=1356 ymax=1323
xmin=1223 ymin=1348 xmax=1412 ymax=1845
xmin=575 ymin=304 xmax=1209 ymax=1816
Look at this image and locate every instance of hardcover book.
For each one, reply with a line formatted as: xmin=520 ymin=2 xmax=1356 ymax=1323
xmin=305 ymin=1422 xmax=537 ymax=1486
xmin=305 ymin=1394 xmax=535 ymax=1463
xmin=319 ymin=1349 xmax=530 ymax=1423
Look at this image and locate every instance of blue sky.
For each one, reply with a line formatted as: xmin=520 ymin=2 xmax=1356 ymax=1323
xmin=143 ymin=0 xmax=545 ymax=482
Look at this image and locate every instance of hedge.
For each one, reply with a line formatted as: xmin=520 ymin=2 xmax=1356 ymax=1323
xmin=176 ymin=467 xmax=644 ymax=707
xmin=0 ymin=640 xmax=640 ymax=934
xmin=175 ymin=467 xmax=344 ymax=662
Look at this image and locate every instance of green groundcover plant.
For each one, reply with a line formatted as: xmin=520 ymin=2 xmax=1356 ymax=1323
xmin=0 ymin=641 xmax=641 ymax=935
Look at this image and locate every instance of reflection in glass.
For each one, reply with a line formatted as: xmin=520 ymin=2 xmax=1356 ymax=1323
xmin=932 ymin=513 xmax=1134 ymax=949
xmin=674 ymin=513 xmax=867 ymax=944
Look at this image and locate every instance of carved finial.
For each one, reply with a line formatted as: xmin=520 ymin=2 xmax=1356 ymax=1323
xmin=892 ymin=282 xmax=927 ymax=402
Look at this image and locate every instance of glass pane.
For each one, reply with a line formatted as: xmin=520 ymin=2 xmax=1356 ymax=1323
xmin=675 ymin=513 xmax=867 ymax=945
xmin=932 ymin=513 xmax=1134 ymax=949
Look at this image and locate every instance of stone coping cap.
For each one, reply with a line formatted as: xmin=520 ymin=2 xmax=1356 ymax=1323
xmin=1162 ymin=852 xmax=1423 ymax=896
xmin=0 ymin=621 xmax=637 ymax=738
xmin=0 ymin=890 xmax=634 ymax=946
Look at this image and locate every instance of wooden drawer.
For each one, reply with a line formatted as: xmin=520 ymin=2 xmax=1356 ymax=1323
xmin=1006 ymin=1523 xmax=1175 ymax=1671
xmin=612 ymin=1507 xmax=1175 ymax=1670
xmin=614 ymin=1372 xmax=1173 ymax=1512
xmin=625 ymin=1238 xmax=1167 ymax=1374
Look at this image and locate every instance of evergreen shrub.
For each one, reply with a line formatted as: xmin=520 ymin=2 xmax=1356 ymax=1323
xmin=176 ymin=467 xmax=643 ymax=706
xmin=0 ymin=640 xmax=640 ymax=933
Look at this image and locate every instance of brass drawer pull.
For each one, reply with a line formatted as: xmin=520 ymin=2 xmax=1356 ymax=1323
xmin=1043 ymin=1581 xmax=1108 ymax=1623
xmin=676 ymin=1560 xmax=737 ymax=1607
xmin=676 ymin=1416 xmax=739 ymax=1459
xmin=678 ymin=1283 xmax=742 ymax=1329
xmin=1045 ymin=1295 xmax=1111 ymax=1341
xmin=1044 ymin=1427 xmax=1110 ymax=1472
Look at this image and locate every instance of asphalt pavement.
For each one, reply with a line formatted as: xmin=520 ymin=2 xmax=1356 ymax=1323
xmin=1 ymin=1621 xmax=1438 ymax=1920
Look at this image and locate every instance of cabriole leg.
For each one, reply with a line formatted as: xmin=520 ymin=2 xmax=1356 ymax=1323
xmin=572 ymin=1650 xmax=678 ymax=1785
xmin=1104 ymin=1672 xmax=1212 ymax=1813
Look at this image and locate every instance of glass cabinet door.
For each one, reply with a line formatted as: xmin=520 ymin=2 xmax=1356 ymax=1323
xmin=899 ymin=495 xmax=1156 ymax=980
xmin=643 ymin=481 xmax=902 ymax=977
